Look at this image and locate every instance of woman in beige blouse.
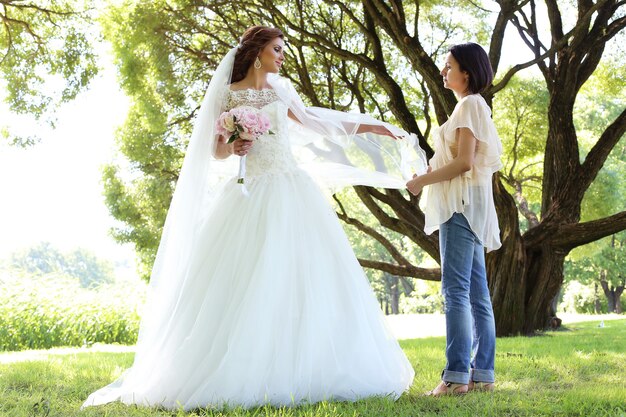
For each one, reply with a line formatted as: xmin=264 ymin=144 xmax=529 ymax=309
xmin=407 ymin=42 xmax=503 ymax=396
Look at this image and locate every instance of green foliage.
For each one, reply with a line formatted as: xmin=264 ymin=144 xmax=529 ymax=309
xmin=565 ymin=231 xmax=626 ymax=288
xmin=560 ymin=280 xmax=599 ymax=314
xmin=399 ymin=282 xmax=444 ymax=314
xmin=0 ymin=0 xmax=98 ymax=146
xmin=562 ymin=232 xmax=626 ymax=313
xmin=102 ymin=164 xmax=171 ymax=280
xmin=493 ymin=57 xmax=626 ymax=233
xmin=564 ymin=63 xmax=626 ymax=296
xmin=64 ymin=249 xmax=115 ymax=288
xmin=575 ymin=59 xmax=626 ymax=139
xmin=98 ymin=1 xmax=199 ymax=278
xmin=95 ymin=0 xmax=500 ymax=279
xmin=0 ymin=271 xmax=143 ymax=351
xmin=333 ymin=187 xmax=442 ymax=313
xmin=10 ymin=242 xmax=114 ymax=288
xmin=493 ymin=76 xmax=548 ymax=230
xmin=564 ymin=256 xmax=599 ymax=287
xmin=95 ymin=1 xmax=626 ymax=328
xmin=10 ymin=242 xmax=66 ymax=275
xmin=578 ymin=59 xmax=626 ymax=222
xmin=1 ymin=320 xmax=625 ymax=416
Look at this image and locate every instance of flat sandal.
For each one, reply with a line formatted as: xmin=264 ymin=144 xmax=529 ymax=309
xmin=426 ymin=381 xmax=469 ymax=397
xmin=468 ymin=381 xmax=495 ymax=392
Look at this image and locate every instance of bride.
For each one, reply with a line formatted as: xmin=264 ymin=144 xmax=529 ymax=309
xmin=83 ymin=25 xmax=418 ymax=410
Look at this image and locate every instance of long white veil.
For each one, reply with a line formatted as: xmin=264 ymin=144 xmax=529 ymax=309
xmin=82 ymin=48 xmax=239 ymax=408
xmin=268 ymin=74 xmax=426 ymax=190
xmin=82 ymin=45 xmax=426 ymax=407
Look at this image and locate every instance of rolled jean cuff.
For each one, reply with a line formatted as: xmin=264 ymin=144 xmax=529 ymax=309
xmin=471 ymin=368 xmax=495 ymax=383
xmin=442 ymin=369 xmax=470 ymax=384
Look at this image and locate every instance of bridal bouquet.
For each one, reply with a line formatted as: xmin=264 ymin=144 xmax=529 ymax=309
xmin=216 ymin=106 xmax=272 ymax=143
xmin=215 ymin=106 xmax=272 ymax=192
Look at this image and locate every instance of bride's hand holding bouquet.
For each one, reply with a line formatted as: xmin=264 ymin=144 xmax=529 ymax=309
xmin=215 ymin=106 xmax=272 ymax=188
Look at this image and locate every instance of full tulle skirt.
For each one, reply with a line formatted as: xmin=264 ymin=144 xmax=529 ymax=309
xmin=82 ymin=169 xmax=414 ymax=410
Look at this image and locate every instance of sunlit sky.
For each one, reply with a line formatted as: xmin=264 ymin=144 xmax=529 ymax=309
xmin=0 ymin=46 xmax=133 ymax=267
xmin=0 ymin=14 xmax=536 ymax=275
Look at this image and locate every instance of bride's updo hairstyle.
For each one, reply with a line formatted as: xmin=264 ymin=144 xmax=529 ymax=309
xmin=231 ymin=26 xmax=284 ymax=83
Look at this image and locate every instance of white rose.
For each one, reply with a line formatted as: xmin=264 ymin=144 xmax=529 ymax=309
xmin=223 ymin=115 xmax=236 ymax=132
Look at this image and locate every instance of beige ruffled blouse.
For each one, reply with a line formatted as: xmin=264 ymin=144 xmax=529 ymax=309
xmin=422 ymin=94 xmax=503 ymax=251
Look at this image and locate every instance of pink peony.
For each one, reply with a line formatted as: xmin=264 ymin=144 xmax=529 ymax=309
xmin=215 ymin=106 xmax=272 ymax=143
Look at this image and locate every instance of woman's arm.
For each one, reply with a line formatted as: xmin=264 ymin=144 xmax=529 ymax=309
xmin=356 ymin=123 xmax=398 ymax=138
xmin=213 ymin=135 xmax=234 ymax=159
xmin=406 ymin=127 xmax=477 ymax=196
xmin=288 ymin=107 xmax=396 ymax=138
xmin=214 ymin=136 xmax=254 ymax=159
xmin=288 ymin=109 xmax=303 ymax=124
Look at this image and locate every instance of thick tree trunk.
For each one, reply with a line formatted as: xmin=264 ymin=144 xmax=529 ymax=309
xmin=550 ymin=290 xmax=560 ymax=318
xmin=482 ymin=58 xmax=586 ymax=336
xmin=383 ymin=274 xmax=400 ymax=315
xmin=487 ymin=176 xmax=571 ymax=335
xmin=523 ymin=248 xmax=567 ymax=332
xmin=486 ymin=177 xmax=526 ymax=335
xmin=601 ymin=280 xmax=616 ymax=313
xmin=615 ymin=281 xmax=624 ymax=314
xmin=488 ymin=241 xmax=568 ymax=334
xmin=390 ymin=275 xmax=400 ymax=315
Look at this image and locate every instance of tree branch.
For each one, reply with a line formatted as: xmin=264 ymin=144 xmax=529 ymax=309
xmin=356 ymin=186 xmax=440 ymax=261
xmin=489 ymin=0 xmax=519 ymax=75
xmin=595 ymin=14 xmax=626 ymax=46
xmin=357 ymin=259 xmax=441 ymax=280
xmin=419 ymin=79 xmax=432 ymax=140
xmin=552 ymin=211 xmax=626 ymax=250
xmin=327 ymin=0 xmax=371 ymax=38
xmin=509 ymin=178 xmax=540 ymax=228
xmin=489 ymin=32 xmax=571 ymax=94
xmin=492 ymin=0 xmax=617 ymax=94
xmin=333 ymin=194 xmax=414 ymax=268
xmin=0 ymin=9 xmax=44 ymax=45
xmin=362 ymin=0 xmax=457 ymax=123
xmin=545 ymin=0 xmax=564 ymax=40
xmin=579 ymin=107 xmax=626 ymax=192
xmin=1 ymin=1 xmax=76 ymax=18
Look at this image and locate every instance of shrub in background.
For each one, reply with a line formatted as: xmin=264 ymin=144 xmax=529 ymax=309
xmin=0 ymin=271 xmax=145 ymax=351
xmin=561 ymin=280 xmax=598 ymax=314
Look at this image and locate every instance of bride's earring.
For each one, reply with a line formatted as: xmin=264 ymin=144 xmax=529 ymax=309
xmin=254 ymin=57 xmax=262 ymax=70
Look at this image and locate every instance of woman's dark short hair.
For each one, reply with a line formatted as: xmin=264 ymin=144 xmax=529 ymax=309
xmin=449 ymin=43 xmax=494 ymax=94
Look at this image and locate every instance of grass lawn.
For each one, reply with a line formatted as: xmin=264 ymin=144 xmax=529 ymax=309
xmin=1 ymin=319 xmax=625 ymax=417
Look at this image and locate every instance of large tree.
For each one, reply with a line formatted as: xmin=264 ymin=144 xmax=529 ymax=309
xmin=101 ymin=0 xmax=626 ymax=335
xmin=0 ymin=0 xmax=97 ymax=146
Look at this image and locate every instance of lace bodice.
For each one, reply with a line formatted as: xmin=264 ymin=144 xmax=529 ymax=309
xmin=223 ymin=88 xmax=280 ymax=111
xmin=222 ymin=88 xmax=298 ymax=178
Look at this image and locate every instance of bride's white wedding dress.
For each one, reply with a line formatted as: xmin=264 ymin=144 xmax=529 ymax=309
xmin=82 ymin=88 xmax=414 ymax=410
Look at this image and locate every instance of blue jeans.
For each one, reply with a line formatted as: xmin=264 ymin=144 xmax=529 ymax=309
xmin=439 ymin=213 xmax=496 ymax=384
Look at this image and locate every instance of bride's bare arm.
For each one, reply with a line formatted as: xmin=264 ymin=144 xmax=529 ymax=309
xmin=288 ymin=109 xmax=303 ymax=124
xmin=355 ymin=123 xmax=397 ymax=138
xmin=288 ymin=109 xmax=396 ymax=139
